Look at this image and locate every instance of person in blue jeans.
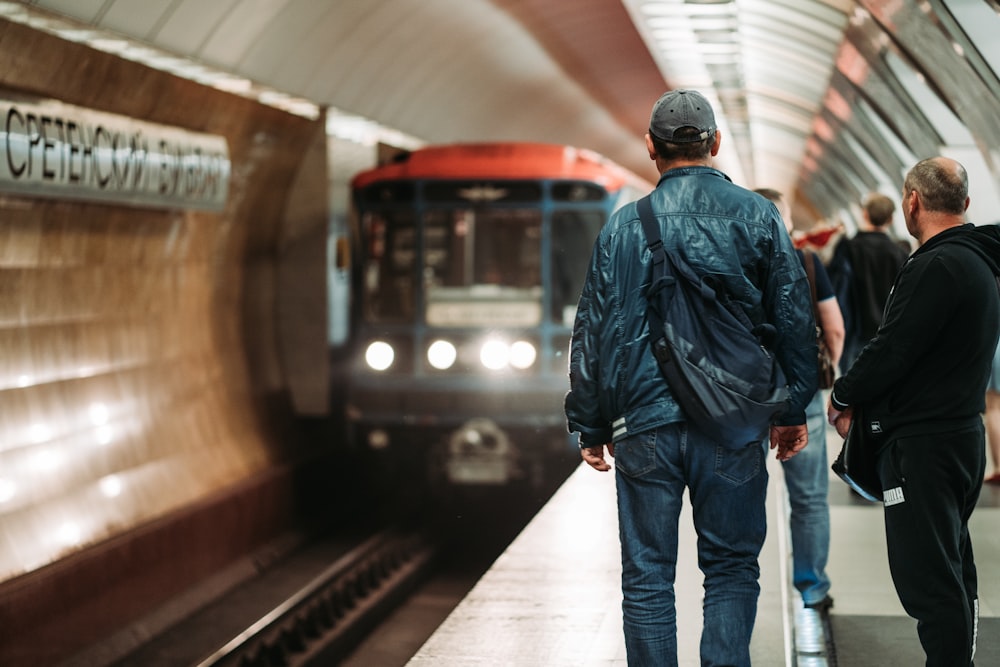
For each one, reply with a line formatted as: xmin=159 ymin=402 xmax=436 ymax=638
xmin=756 ymin=188 xmax=845 ymax=612
xmin=566 ymin=90 xmax=818 ymax=666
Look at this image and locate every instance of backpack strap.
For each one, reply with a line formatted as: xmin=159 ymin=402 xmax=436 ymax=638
xmin=636 ymin=195 xmax=668 ymax=343
xmin=803 ymin=248 xmax=820 ymax=322
xmin=637 ymin=195 xmax=666 ymax=277
xmin=636 ymin=195 xmax=659 ymax=245
xmin=637 ymin=194 xmax=776 ymax=348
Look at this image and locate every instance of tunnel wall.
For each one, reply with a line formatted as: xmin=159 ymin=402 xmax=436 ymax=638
xmin=0 ymin=19 xmax=328 ymax=664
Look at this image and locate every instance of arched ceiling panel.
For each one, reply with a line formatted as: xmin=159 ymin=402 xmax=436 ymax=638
xmin=196 ymin=0 xmax=297 ymax=69
xmin=18 ymin=0 xmax=1000 ymax=227
xmin=97 ymin=0 xmax=169 ymax=37
xmin=234 ymin=0 xmax=335 ymax=79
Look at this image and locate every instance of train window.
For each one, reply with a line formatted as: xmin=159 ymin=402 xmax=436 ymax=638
xmin=423 ymin=208 xmax=542 ymax=289
xmin=551 ymin=182 xmax=607 ymax=202
xmin=551 ymin=209 xmax=605 ymax=325
xmin=361 ymin=210 xmax=416 ymax=323
xmin=424 ymin=181 xmax=543 ymax=203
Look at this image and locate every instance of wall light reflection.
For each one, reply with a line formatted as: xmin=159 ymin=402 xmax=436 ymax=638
xmin=96 ymin=425 xmax=114 ymax=446
xmin=30 ymin=450 xmax=63 ymax=471
xmin=88 ymin=402 xmax=109 ymax=425
xmin=56 ymin=522 xmax=82 ymax=547
xmin=99 ymin=475 xmax=123 ymax=498
xmin=29 ymin=423 xmax=51 ymax=443
xmin=0 ymin=479 xmax=15 ymax=503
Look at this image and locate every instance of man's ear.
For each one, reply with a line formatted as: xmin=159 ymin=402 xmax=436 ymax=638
xmin=710 ymin=130 xmax=722 ymax=156
xmin=645 ymin=133 xmax=656 ymax=161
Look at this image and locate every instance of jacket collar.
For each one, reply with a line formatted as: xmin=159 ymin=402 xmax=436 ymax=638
xmin=657 ymin=165 xmax=732 ymax=186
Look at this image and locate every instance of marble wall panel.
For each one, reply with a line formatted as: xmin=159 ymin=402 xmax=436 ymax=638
xmin=0 ymin=19 xmax=329 ymax=663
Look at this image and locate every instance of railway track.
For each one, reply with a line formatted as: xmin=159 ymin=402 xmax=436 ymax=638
xmin=90 ymin=455 xmax=578 ymax=667
xmin=194 ymin=528 xmax=439 ymax=667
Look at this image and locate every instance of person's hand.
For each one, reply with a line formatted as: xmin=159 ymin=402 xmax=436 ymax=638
xmin=581 ymin=444 xmax=614 ymax=471
xmin=769 ymin=424 xmax=808 ymax=461
xmin=827 ymin=399 xmax=854 ymax=438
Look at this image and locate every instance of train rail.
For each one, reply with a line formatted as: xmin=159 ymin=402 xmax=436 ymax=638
xmin=194 ymin=529 xmax=439 ymax=667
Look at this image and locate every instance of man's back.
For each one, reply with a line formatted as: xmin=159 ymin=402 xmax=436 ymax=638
xmin=566 ymin=164 xmax=817 ymax=444
xmin=846 ymin=231 xmax=910 ymax=339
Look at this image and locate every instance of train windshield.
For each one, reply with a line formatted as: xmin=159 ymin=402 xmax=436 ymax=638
xmin=360 ymin=207 xmax=543 ymax=325
xmin=423 ymin=209 xmax=540 ymax=287
xmin=423 ymin=208 xmax=542 ymax=327
xmin=359 ymin=182 xmax=611 ymax=327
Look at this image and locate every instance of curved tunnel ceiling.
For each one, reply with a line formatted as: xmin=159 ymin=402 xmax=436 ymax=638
xmin=16 ymin=0 xmax=1000 ymax=227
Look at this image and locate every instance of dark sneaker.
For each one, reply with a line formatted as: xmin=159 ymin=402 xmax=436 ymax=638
xmin=804 ymin=595 xmax=834 ymax=612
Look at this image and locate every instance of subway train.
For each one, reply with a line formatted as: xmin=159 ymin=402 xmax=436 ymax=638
xmin=345 ymin=143 xmax=650 ymax=490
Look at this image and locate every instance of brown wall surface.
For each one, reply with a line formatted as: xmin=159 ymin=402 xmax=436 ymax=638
xmin=0 ymin=19 xmax=328 ymax=663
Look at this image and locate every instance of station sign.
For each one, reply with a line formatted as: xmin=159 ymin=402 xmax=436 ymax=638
xmin=0 ymin=94 xmax=230 ymax=211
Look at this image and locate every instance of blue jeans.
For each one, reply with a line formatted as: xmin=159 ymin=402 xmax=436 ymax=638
xmin=780 ymin=391 xmax=831 ymax=605
xmin=614 ymin=422 xmax=767 ymax=667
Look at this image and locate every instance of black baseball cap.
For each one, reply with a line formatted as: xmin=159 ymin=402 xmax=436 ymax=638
xmin=649 ymin=89 xmax=717 ymax=143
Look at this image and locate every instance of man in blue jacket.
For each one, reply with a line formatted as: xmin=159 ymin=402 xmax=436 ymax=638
xmin=565 ymin=89 xmax=817 ymax=666
xmin=828 ymin=157 xmax=1000 ymax=665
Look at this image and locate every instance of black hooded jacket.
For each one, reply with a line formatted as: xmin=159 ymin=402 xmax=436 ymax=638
xmin=831 ymin=223 xmax=1000 ymax=436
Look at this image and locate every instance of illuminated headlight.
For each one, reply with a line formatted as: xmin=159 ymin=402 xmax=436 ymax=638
xmin=427 ymin=339 xmax=457 ymax=369
xmin=479 ymin=339 xmax=537 ymax=370
xmin=480 ymin=339 xmax=510 ymax=370
xmin=365 ymin=341 xmax=394 ymax=371
xmin=509 ymin=340 xmax=537 ymax=369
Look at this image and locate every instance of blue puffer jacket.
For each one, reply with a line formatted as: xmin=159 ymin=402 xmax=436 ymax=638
xmin=565 ymin=166 xmax=818 ymax=447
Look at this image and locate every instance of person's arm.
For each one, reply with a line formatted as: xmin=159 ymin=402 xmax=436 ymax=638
xmin=767 ymin=217 xmax=819 ymax=424
xmin=572 ymin=245 xmax=616 ymax=470
xmin=817 ymin=297 xmax=845 ymax=368
xmin=565 ymin=226 xmax=614 ymax=447
xmin=809 ymin=252 xmax=846 ymax=368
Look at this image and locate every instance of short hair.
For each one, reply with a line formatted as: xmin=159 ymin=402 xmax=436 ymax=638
xmin=649 ymin=126 xmax=715 ymax=162
xmin=904 ymin=158 xmax=968 ymax=215
xmin=862 ymin=193 xmax=895 ymax=227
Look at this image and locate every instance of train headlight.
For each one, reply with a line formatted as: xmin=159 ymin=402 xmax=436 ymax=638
xmin=427 ymin=340 xmax=457 ymax=370
xmin=365 ymin=341 xmax=395 ymax=371
xmin=479 ymin=338 xmax=537 ymax=370
xmin=480 ymin=339 xmax=510 ymax=370
xmin=509 ymin=340 xmax=537 ymax=369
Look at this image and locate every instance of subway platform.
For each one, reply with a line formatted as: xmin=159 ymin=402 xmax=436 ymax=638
xmin=408 ymin=420 xmax=1000 ymax=666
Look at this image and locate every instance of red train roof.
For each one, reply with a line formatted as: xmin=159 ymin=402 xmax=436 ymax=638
xmin=351 ymin=142 xmax=651 ymax=192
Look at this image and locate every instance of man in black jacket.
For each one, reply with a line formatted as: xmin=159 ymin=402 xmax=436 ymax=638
xmin=828 ymin=157 xmax=1000 ymax=665
xmin=828 ymin=192 xmax=910 ymax=372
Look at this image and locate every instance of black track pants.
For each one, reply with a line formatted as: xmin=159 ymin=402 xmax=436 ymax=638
xmin=878 ymin=423 xmax=985 ymax=666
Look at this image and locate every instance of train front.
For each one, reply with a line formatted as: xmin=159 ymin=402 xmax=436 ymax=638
xmin=347 ymin=143 xmax=638 ymax=490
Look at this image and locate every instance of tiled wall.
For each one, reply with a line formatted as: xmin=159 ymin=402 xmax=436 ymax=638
xmin=0 ymin=19 xmax=327 ymax=663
